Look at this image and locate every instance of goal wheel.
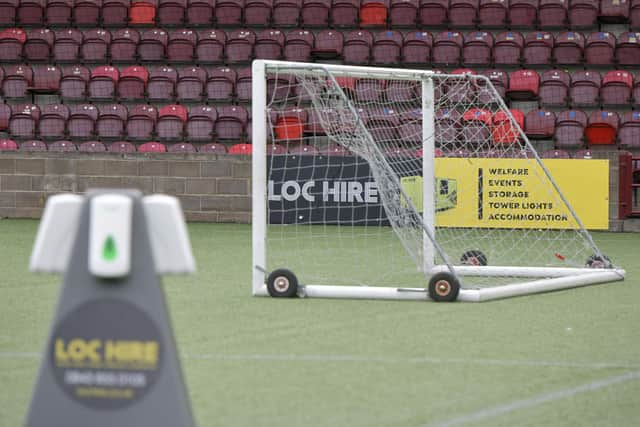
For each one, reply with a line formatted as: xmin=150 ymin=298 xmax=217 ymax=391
xmin=428 ymin=272 xmax=460 ymax=302
xmin=586 ymin=254 xmax=611 ymax=269
xmin=460 ymin=250 xmax=487 ymax=266
xmin=266 ymin=269 xmax=299 ymax=298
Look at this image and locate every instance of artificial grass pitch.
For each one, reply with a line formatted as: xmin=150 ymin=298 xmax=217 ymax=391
xmin=0 ymin=219 xmax=639 ymax=426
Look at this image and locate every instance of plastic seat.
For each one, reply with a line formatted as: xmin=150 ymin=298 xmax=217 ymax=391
xmin=522 ymin=31 xmax=554 ymax=66
xmin=109 ymin=141 xmax=137 ymax=152
xmin=199 ymin=142 xmax=227 ymax=153
xmin=0 ymin=0 xmax=18 ymax=26
xmin=118 ymin=65 xmax=148 ymax=100
xmin=49 ymin=140 xmax=76 ymax=152
xmin=584 ymin=32 xmax=616 ymax=66
xmin=235 ymin=67 xmax=252 ymax=102
xmin=353 ymin=78 xmax=384 ymax=102
xmin=555 ymin=109 xmax=586 ymax=148
xmin=196 ymin=29 xmax=226 ymax=63
xmin=479 ymin=69 xmax=508 ymax=102
xmin=185 ymin=105 xmax=217 ymax=142
xmin=615 ymin=32 xmax=640 ymax=66
xmin=176 ymin=66 xmax=206 ymax=101
xmin=599 ymin=0 xmax=630 ymax=23
xmin=272 ymin=107 xmax=307 ymax=142
xmin=245 ymin=0 xmax=273 ymax=26
xmin=313 ymin=30 xmax=344 ymax=60
xmin=81 ymin=29 xmax=111 ymax=63
xmin=367 ymin=107 xmax=402 ymax=143
xmin=600 ymin=70 xmax=633 ymax=107
xmin=539 ymin=69 xmax=570 ymax=107
xmin=167 ymin=142 xmax=195 ymax=152
xmin=156 ymin=104 xmax=187 ymax=141
xmin=389 ymin=0 xmax=417 ymax=27
xmin=102 ymin=0 xmax=130 ymax=26
xmin=186 ymin=0 xmax=214 ymax=25
xmin=618 ymin=111 xmax=640 ymax=148
xmin=228 ymin=143 xmax=252 ymax=154
xmin=2 ymin=65 xmax=33 ymax=99
xmin=89 ymin=66 xmax=119 ymax=100
xmin=288 ymin=144 xmax=318 ymax=155
xmin=396 ymin=109 xmax=422 ymax=146
xmin=20 ymin=140 xmax=47 ymax=151
xmin=569 ymin=70 xmax=600 ymax=107
xmin=139 ymin=141 xmax=167 ymax=152
xmin=74 ymin=0 xmax=101 ymax=26
xmin=572 ymin=148 xmax=592 ymax=158
xmin=371 ymin=30 xmax=402 ymax=65
xmin=130 ymin=0 xmax=157 ymax=25
xmin=463 ymin=31 xmax=493 ymax=66
xmin=78 ymin=141 xmax=107 ymax=152
xmin=360 ymin=0 xmax=389 ymax=27
xmin=478 ymin=0 xmax=507 ymax=27
xmin=254 ymin=29 xmax=285 ymax=60
xmin=284 ymin=29 xmax=314 ymax=62
xmin=506 ymin=69 xmax=539 ymax=100
xmin=126 ymin=104 xmax=157 ymax=141
xmin=157 ymin=0 xmax=187 ymax=26
xmin=632 ymin=0 xmax=640 ymax=30
xmin=542 ymin=149 xmax=570 ymax=158
xmin=138 ymin=28 xmax=168 ymax=62
xmin=445 ymin=68 xmax=477 ymax=104
xmin=585 ymin=110 xmax=618 ymax=145
xmin=301 ymin=0 xmax=330 ymax=26
xmin=525 ymin=109 xmax=555 ymax=139
xmin=539 ymin=0 xmax=568 ymax=28
xmin=0 ymin=139 xmax=18 ymax=151
xmin=493 ymin=31 xmax=524 ymax=66
xmin=432 ymin=31 xmax=463 ymax=67
xmin=17 ymin=0 xmax=45 ymax=26
xmin=32 ymin=65 xmax=62 ymax=93
xmin=449 ymin=0 xmax=478 ymax=28
xmin=110 ymin=28 xmax=141 ymax=63
xmin=38 ymin=104 xmax=69 ymax=140
xmin=553 ymin=31 xmax=584 ymax=66
xmin=53 ymin=29 xmax=82 ymax=63
xmin=0 ymin=28 xmax=26 ymax=62
xmin=461 ymin=108 xmax=492 ymax=149
xmin=331 ymin=0 xmax=359 ymax=27
xmin=226 ymin=29 xmax=255 ymax=63
xmin=215 ymin=0 xmax=244 ymax=26
xmin=492 ymin=109 xmax=524 ymax=145
xmin=67 ymin=104 xmax=98 ymax=140
xmin=343 ymin=30 xmax=373 ymax=65
xmin=401 ymin=31 xmax=431 ymax=65
xmin=0 ymin=103 xmax=10 ymax=131
xmin=46 ymin=0 xmax=73 ymax=26
xmin=60 ymin=65 xmax=89 ymax=101
xmin=206 ymin=67 xmax=236 ymax=101
xmin=568 ymin=0 xmax=597 ymax=28
xmin=166 ymin=29 xmax=197 ymax=62
xmin=216 ymin=105 xmax=248 ymax=141
xmin=96 ymin=104 xmax=128 ymax=140
xmin=418 ymin=0 xmax=448 ymax=26
xmin=508 ymin=0 xmax=537 ymax=28
xmin=266 ymin=143 xmax=287 ymax=154
xmin=24 ymin=28 xmax=54 ymax=62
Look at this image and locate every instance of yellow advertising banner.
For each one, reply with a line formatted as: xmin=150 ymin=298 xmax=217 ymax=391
xmin=401 ymin=158 xmax=609 ymax=230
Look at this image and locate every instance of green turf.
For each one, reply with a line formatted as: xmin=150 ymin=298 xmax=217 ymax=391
xmin=1 ymin=219 xmax=639 ymax=426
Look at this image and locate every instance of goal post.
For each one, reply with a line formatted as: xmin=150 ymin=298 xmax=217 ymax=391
xmin=251 ymin=60 xmax=625 ymax=302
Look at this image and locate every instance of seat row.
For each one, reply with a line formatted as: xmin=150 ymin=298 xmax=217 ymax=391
xmin=0 ymin=139 xmax=237 ymax=153
xmin=2 ymin=27 xmax=640 ymax=68
xmin=0 ymin=103 xmax=251 ymax=142
xmin=1 ymin=0 xmax=639 ymax=30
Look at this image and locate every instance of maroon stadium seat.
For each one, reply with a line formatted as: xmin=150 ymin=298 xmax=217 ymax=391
xmin=32 ymin=65 xmax=62 ymax=93
xmin=0 ymin=139 xmax=18 ymax=151
xmin=343 ymin=30 xmax=373 ymax=65
xmin=10 ymin=104 xmax=40 ymax=140
xmin=401 ymin=31 xmax=431 ymax=66
xmin=46 ymin=0 xmax=73 ymax=26
xmin=615 ymin=32 xmax=640 ymax=66
xmin=186 ymin=0 xmax=214 ymax=26
xmin=389 ymin=0 xmax=417 ymax=27
xmin=0 ymin=103 xmax=11 ymax=131
xmin=38 ymin=104 xmax=69 ymax=140
xmin=167 ymin=29 xmax=197 ymax=62
xmin=478 ymin=0 xmax=507 ymax=28
xmin=632 ymin=0 xmax=640 ymax=29
xmin=60 ymin=65 xmax=89 ymax=101
xmin=53 ymin=29 xmax=82 ymax=63
xmin=235 ymin=66 xmax=252 ymax=102
xmin=109 ymin=141 xmax=137 ymax=152
xmin=186 ymin=105 xmax=217 ymax=142
xmin=89 ymin=65 xmax=119 ymax=100
xmin=353 ymin=78 xmax=383 ymax=102
xmin=226 ymin=29 xmax=256 ymax=63
xmin=599 ymin=0 xmax=630 ymax=23
xmin=67 ymin=104 xmax=98 ymax=140
xmin=110 ymin=28 xmax=141 ymax=63
xmin=126 ymin=104 xmax=157 ymax=141
xmin=634 ymin=72 xmax=640 ymax=107
xmin=245 ymin=0 xmax=273 ymax=26
xmin=138 ymin=28 xmax=168 ymax=62
xmin=81 ymin=29 xmax=111 ymax=63
xmin=542 ymin=149 xmax=570 ymax=158
xmin=24 ymin=29 xmax=54 ymax=62
xmin=157 ymin=0 xmax=187 ymax=26
xmin=196 ymin=29 xmax=226 ymax=63
xmin=618 ymin=111 xmax=640 ymax=148
xmin=555 ymin=109 xmax=587 ymax=148
xmin=600 ymin=70 xmax=633 ymax=107
xmin=463 ymin=31 xmax=493 ymax=67
xmin=157 ymin=104 xmax=187 ymax=141
xmin=139 ymin=141 xmax=167 ymax=152
xmin=267 ymin=143 xmax=288 ymax=154
xmin=147 ymin=65 xmax=177 ymax=101
xmin=584 ymin=110 xmax=619 ymax=145
xmin=176 ymin=66 xmax=206 ymax=102
xmin=118 ymin=65 xmax=148 ymax=100
xmin=570 ymin=70 xmax=600 ymax=107
xmin=49 ymin=140 xmax=76 ymax=152
xmin=102 ymin=0 xmax=130 ymax=26
xmin=479 ymin=69 xmax=508 ymax=102
xmin=573 ymin=149 xmax=593 ymax=158
xmin=585 ymin=32 xmax=616 ymax=66
xmin=372 ymin=30 xmax=403 ymax=65
xmin=522 ymin=31 xmax=554 ymax=66
xmin=313 ymin=29 xmax=344 ymax=59
xmin=508 ymin=0 xmax=537 ymax=28
xmin=506 ymin=69 xmax=539 ymax=100
xmin=461 ymin=108 xmax=492 ymax=149
xmin=538 ymin=0 xmax=568 ymax=29
xmin=96 ymin=104 xmax=128 ymax=140
xmin=206 ymin=66 xmax=237 ymax=102
xmin=216 ymin=105 xmax=248 ymax=141
xmin=432 ymin=31 xmax=463 ymax=67
xmin=17 ymin=0 xmax=45 ymax=26
xmin=331 ymin=0 xmax=360 ymax=27
xmin=493 ymin=31 xmax=524 ymax=66
xmin=20 ymin=139 xmax=47 ymax=151
xmin=284 ymin=29 xmax=314 ymax=62
xmin=0 ymin=28 xmax=26 ymax=62
xmin=302 ymin=0 xmax=331 ymax=27
xmin=0 ymin=0 xmax=18 ymax=26
xmin=553 ymin=31 xmax=585 ymax=65
xmin=254 ymin=29 xmax=285 ymax=60
xmin=568 ymin=0 xmax=598 ymax=29
xmin=199 ymin=142 xmax=227 ymax=153
xmin=78 ymin=141 xmax=107 ymax=152
xmin=525 ymin=109 xmax=555 ymax=139
xmin=447 ymin=68 xmax=477 ymax=104
xmin=74 ymin=0 xmax=101 ymax=26
xmin=215 ymin=0 xmax=244 ymax=26
xmin=168 ymin=142 xmax=196 ymax=152
xmin=289 ymin=144 xmax=318 ymax=155
xmin=539 ymin=69 xmax=570 ymax=107
xmin=449 ymin=0 xmax=478 ymax=28
xmin=3 ymin=65 xmax=33 ymax=99
xmin=419 ymin=0 xmax=448 ymax=26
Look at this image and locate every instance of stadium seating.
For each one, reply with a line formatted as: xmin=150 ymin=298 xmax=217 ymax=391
xmin=390 ymin=0 xmax=418 ymax=27
xmin=494 ymin=31 xmax=524 ymax=66
xmin=344 ymin=30 xmax=374 ymax=65
xmin=570 ymin=70 xmax=601 ymax=107
xmin=402 ymin=31 xmax=432 ymax=66
xmin=96 ymin=104 xmax=128 ymax=140
xmin=601 ymin=70 xmax=633 ymax=106
xmin=372 ymin=30 xmax=403 ymax=65
xmin=332 ymin=0 xmax=360 ymax=27
xmin=0 ymin=139 xmax=18 ymax=151
xmin=619 ymin=111 xmax=640 ymax=148
xmin=38 ymin=103 xmax=69 ymax=140
xmin=553 ymin=31 xmax=585 ymax=65
xmin=569 ymin=0 xmax=598 ymax=29
xmin=463 ymin=31 xmax=493 ymax=66
xmin=584 ymin=110 xmax=619 ymax=145
xmin=615 ymin=31 xmax=640 ymax=66
xmin=525 ymin=109 xmax=556 ymax=139
xmin=539 ymin=69 xmax=570 ymax=107
xmin=555 ymin=110 xmax=587 ymax=148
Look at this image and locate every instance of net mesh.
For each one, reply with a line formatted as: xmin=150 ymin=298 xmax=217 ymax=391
xmin=262 ymin=64 xmax=608 ymax=289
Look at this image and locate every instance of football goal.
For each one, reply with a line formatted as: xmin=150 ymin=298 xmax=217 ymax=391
xmin=251 ymin=60 xmax=625 ymax=302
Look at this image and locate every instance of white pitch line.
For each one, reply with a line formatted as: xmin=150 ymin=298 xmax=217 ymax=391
xmin=426 ymin=370 xmax=640 ymax=427
xmin=3 ymin=351 xmax=638 ymax=371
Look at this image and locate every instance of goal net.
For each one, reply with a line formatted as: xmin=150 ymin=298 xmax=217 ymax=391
xmin=251 ymin=60 xmax=625 ymax=302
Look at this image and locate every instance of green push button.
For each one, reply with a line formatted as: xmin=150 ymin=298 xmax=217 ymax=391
xmin=102 ymin=235 xmax=117 ymax=261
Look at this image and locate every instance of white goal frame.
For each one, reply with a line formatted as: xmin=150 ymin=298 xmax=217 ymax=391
xmin=251 ymin=60 xmax=625 ymax=302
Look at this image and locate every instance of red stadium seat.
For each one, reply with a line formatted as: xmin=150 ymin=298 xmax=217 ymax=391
xmin=584 ymin=110 xmax=619 ymax=145
xmin=273 ymin=108 xmax=307 ymax=142
xmin=176 ymin=66 xmax=207 ymax=102
xmin=228 ymin=143 xmax=252 ymax=154
xmin=138 ymin=28 xmax=168 ymax=62
xmin=245 ymin=0 xmax=273 ymax=26
xmin=313 ymin=29 xmax=344 ymax=59
xmin=3 ymin=65 xmax=33 ymax=99
xmin=89 ymin=65 xmax=119 ymax=101
xmin=0 ymin=28 xmax=26 ymax=62
xmin=600 ymin=70 xmax=633 ymax=107
xmin=24 ymin=29 xmax=54 ymax=62
xmin=216 ymin=105 xmax=248 ymax=141
xmin=539 ymin=69 xmax=570 ymax=107
xmin=449 ymin=0 xmax=478 ymax=28
xmin=118 ymin=65 xmax=148 ymax=101
xmin=0 ymin=103 xmax=10 ymax=131
xmin=74 ymin=0 xmax=101 ymax=26
xmin=0 ymin=139 xmax=18 ymax=151
xmin=139 ymin=142 xmax=167 ymax=152
xmin=492 ymin=109 xmax=524 ymax=145
xmin=157 ymin=104 xmax=187 ymax=142
xmin=102 ymin=0 xmax=130 ymax=26
xmin=461 ymin=108 xmax=492 ymax=148
xmin=479 ymin=69 xmax=508 ymax=102
xmin=67 ymin=104 xmax=98 ymax=140
xmin=46 ymin=0 xmax=73 ymax=26
xmin=525 ymin=109 xmax=556 ymax=139
xmin=17 ymin=0 xmax=45 ymax=26
xmin=81 ymin=29 xmax=111 ymax=63
xmin=129 ymin=0 xmax=157 ymax=25
xmin=38 ymin=104 xmax=69 ymax=140
xmin=555 ymin=109 xmax=587 ymax=148
xmin=507 ymin=69 xmax=539 ymax=100
xmin=360 ymin=0 xmax=389 ymax=27
xmin=32 ymin=65 xmax=62 ymax=93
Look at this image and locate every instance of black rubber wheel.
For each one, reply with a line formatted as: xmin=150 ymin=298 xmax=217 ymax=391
xmin=266 ymin=269 xmax=299 ymax=298
xmin=460 ymin=250 xmax=488 ymax=266
xmin=586 ymin=254 xmax=612 ymax=269
xmin=428 ymin=272 xmax=460 ymax=302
